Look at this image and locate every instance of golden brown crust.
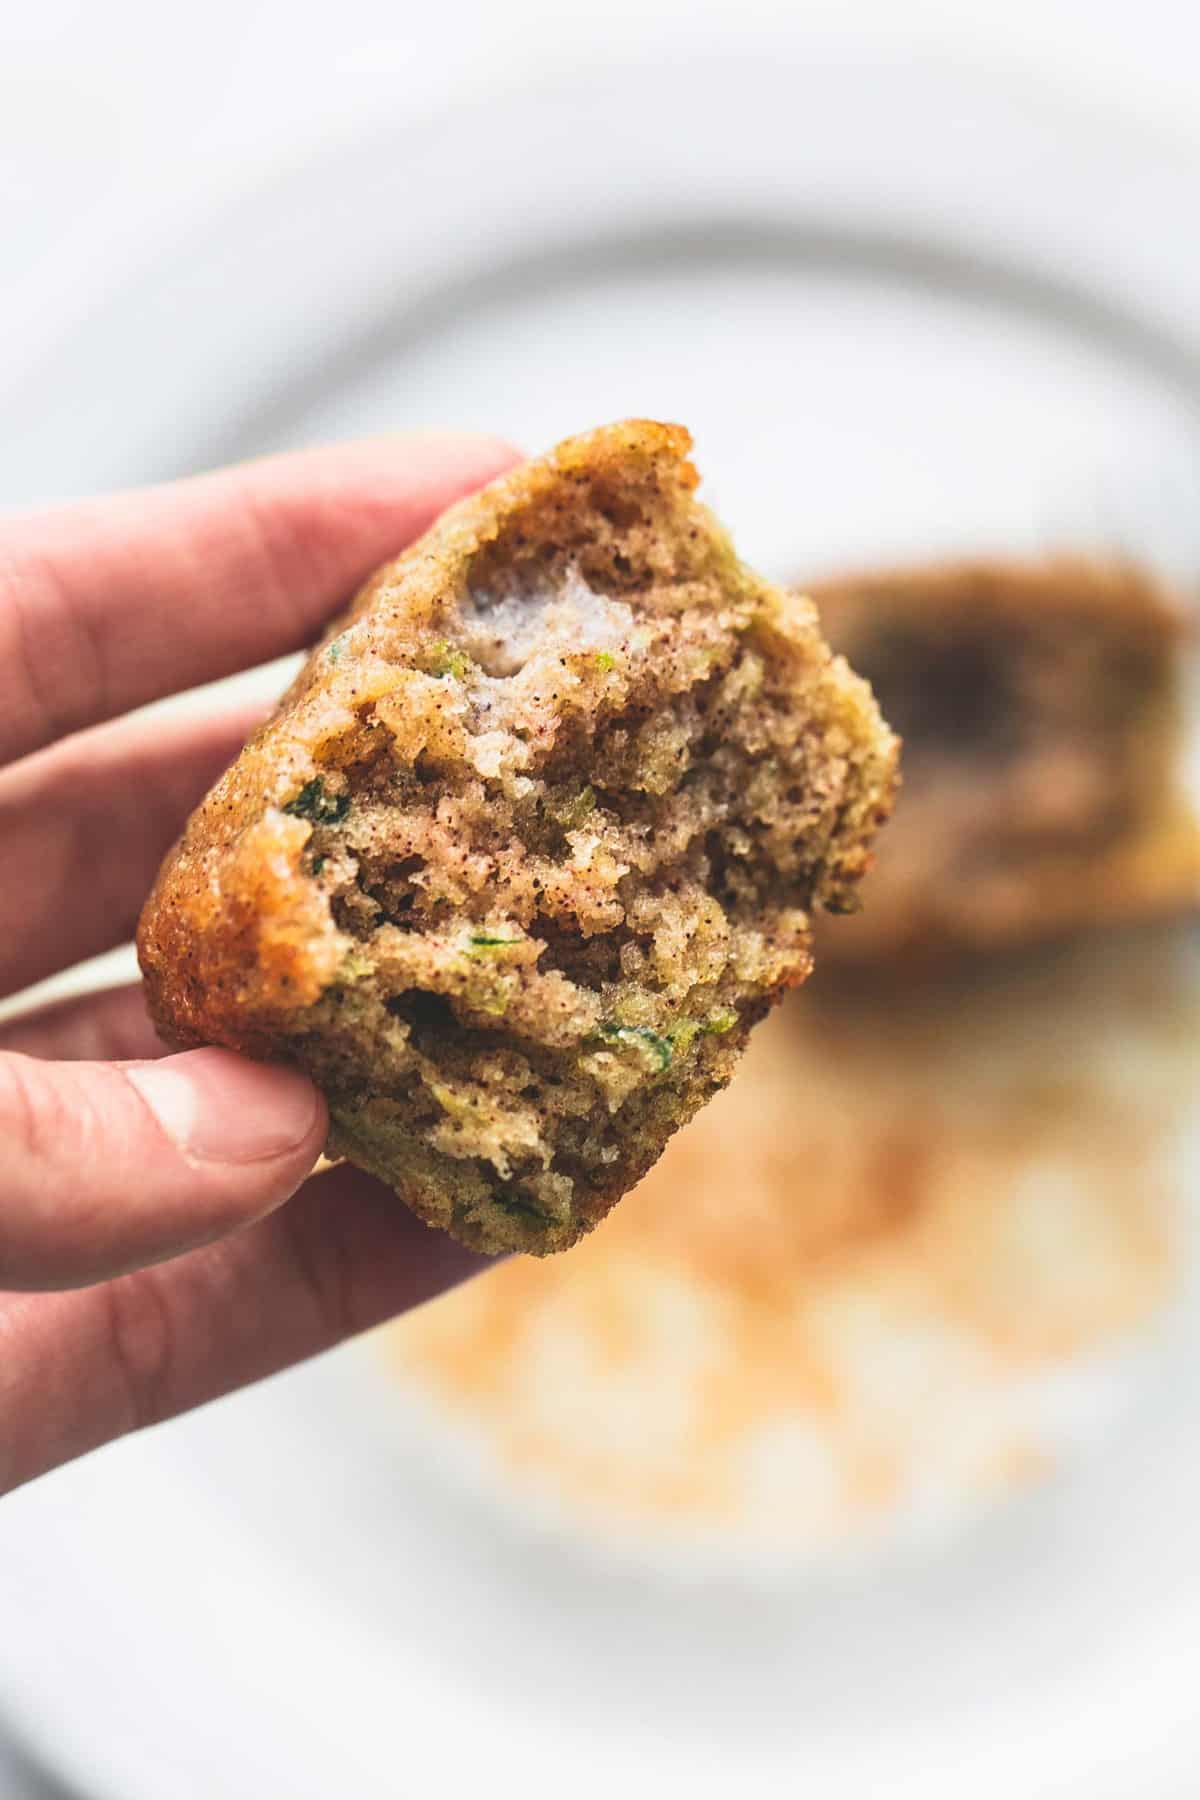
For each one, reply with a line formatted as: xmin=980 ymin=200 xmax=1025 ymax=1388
xmin=139 ymin=421 xmax=897 ymax=1254
xmin=807 ymin=556 xmax=1200 ymax=965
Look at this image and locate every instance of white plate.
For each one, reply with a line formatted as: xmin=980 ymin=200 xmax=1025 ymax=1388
xmin=4 ymin=52 xmax=1200 ymax=1800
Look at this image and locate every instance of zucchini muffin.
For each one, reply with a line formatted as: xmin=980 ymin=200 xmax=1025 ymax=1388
xmin=810 ymin=557 xmax=1200 ymax=964
xmin=138 ymin=421 xmax=898 ymax=1255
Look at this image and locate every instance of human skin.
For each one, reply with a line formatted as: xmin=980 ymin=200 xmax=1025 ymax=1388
xmin=0 ymin=435 xmax=519 ymax=1496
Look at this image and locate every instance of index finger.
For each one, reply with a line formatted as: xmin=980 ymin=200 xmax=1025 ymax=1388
xmin=0 ymin=433 xmax=519 ymax=767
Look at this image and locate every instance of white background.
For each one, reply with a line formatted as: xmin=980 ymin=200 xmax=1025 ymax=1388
xmin=4 ymin=0 xmax=1200 ymax=406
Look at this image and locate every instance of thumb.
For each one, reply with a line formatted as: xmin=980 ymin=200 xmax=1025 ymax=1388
xmin=0 ymin=1048 xmax=326 ymax=1290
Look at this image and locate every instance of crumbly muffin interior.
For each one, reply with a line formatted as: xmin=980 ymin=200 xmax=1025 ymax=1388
xmin=139 ymin=423 xmax=897 ymax=1253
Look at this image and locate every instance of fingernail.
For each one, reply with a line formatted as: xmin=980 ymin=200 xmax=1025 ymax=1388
xmin=127 ymin=1049 xmax=323 ymax=1164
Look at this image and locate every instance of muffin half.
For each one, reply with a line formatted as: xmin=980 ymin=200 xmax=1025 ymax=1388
xmin=139 ymin=422 xmax=898 ymax=1253
xmin=812 ymin=557 xmax=1200 ymax=965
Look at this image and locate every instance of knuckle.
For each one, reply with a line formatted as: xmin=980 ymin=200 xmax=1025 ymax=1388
xmin=0 ymin=1052 xmax=71 ymax=1166
xmin=0 ymin=1056 xmax=134 ymax=1285
xmin=284 ymin=1187 xmax=356 ymax=1343
xmin=0 ymin=1054 xmax=38 ymax=1159
xmin=232 ymin=489 xmax=318 ymax=640
xmin=0 ymin=545 xmax=105 ymax=754
xmin=102 ymin=1270 xmax=176 ymax=1434
xmin=0 ymin=1055 xmax=98 ymax=1286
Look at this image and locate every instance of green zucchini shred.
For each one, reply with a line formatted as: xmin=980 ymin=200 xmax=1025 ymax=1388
xmin=593 ymin=1008 xmax=738 ymax=1073
xmin=338 ymin=947 xmax=375 ymax=982
xmin=666 ymin=1019 xmax=701 ymax=1057
xmin=704 ymin=1007 xmax=738 ymax=1035
xmin=428 ymin=640 xmax=472 ymax=680
xmin=552 ymin=785 xmax=596 ymax=830
xmin=492 ymin=1191 xmax=549 ymax=1224
xmin=594 ymin=1023 xmax=674 ymax=1071
xmin=283 ymin=778 xmax=350 ymax=825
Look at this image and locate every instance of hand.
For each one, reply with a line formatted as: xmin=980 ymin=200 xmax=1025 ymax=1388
xmin=0 ymin=434 xmax=519 ymax=1495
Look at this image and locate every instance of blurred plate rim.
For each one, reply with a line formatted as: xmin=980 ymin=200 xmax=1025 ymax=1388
xmin=4 ymin=46 xmax=1200 ymax=1800
xmin=3 ymin=46 xmax=1200 ymax=501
